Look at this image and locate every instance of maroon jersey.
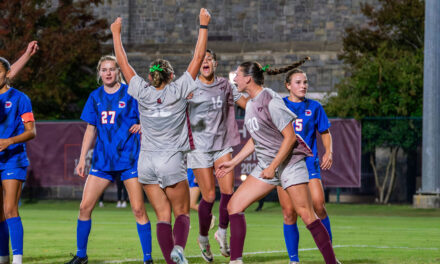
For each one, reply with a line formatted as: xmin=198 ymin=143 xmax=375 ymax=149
xmin=244 ymin=88 xmax=312 ymax=168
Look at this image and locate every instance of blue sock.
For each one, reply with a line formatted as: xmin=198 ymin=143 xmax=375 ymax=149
xmin=6 ymin=217 xmax=23 ymax=255
xmin=0 ymin=221 xmax=9 ymax=256
xmin=321 ymin=216 xmax=333 ymax=242
xmin=283 ymin=223 xmax=299 ymax=262
xmin=137 ymin=222 xmax=152 ymax=261
xmin=76 ymin=219 xmax=91 ymax=258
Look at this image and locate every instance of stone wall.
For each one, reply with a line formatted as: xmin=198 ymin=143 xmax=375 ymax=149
xmin=93 ymin=0 xmax=377 ymax=93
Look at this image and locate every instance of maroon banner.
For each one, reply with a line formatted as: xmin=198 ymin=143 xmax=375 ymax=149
xmin=26 ymin=119 xmax=361 ymax=188
xmin=26 ymin=122 xmax=87 ymax=187
xmin=317 ymin=119 xmax=361 ymax=188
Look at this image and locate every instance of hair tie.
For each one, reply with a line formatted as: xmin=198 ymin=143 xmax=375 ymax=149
xmin=262 ymin=64 xmax=270 ymax=72
xmin=150 ymin=64 xmax=163 ymax=73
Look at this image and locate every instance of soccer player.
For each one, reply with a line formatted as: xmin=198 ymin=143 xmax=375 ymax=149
xmin=65 ymin=55 xmax=152 ymax=264
xmin=111 ymin=8 xmax=210 ymax=264
xmin=217 ymin=60 xmax=337 ymax=264
xmin=279 ymin=67 xmax=335 ymax=264
xmin=0 ymin=41 xmax=38 ymax=264
xmin=187 ymin=49 xmax=247 ymax=262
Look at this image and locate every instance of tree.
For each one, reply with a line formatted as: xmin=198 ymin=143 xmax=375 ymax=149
xmin=325 ymin=0 xmax=424 ymax=203
xmin=0 ymin=0 xmax=110 ymax=119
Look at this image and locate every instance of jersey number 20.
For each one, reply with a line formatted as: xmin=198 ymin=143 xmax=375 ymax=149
xmin=101 ymin=111 xmax=116 ymax=124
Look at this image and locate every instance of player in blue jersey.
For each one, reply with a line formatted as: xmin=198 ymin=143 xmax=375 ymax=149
xmin=279 ymin=67 xmax=336 ymax=264
xmin=65 ymin=55 xmax=153 ymax=264
xmin=0 ymin=41 xmax=38 ymax=264
xmin=111 ymin=8 xmax=210 ymax=264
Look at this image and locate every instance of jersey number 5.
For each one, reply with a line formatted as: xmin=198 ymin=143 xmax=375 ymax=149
xmin=101 ymin=111 xmax=116 ymax=124
xmin=294 ymin=119 xmax=303 ymax=131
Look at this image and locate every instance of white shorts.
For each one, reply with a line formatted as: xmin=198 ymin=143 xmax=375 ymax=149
xmin=137 ymin=150 xmax=187 ymax=188
xmin=250 ymin=159 xmax=309 ymax=189
xmin=187 ymin=147 xmax=233 ymax=169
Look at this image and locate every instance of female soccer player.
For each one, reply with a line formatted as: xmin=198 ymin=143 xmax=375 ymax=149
xmin=65 ymin=55 xmax=152 ymax=264
xmin=187 ymin=49 xmax=247 ymax=262
xmin=217 ymin=60 xmax=337 ymax=264
xmin=111 ymin=8 xmax=210 ymax=264
xmin=0 ymin=41 xmax=38 ymax=264
xmin=279 ymin=67 xmax=335 ymax=264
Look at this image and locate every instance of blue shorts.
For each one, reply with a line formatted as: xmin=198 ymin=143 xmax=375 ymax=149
xmin=0 ymin=167 xmax=27 ymax=182
xmin=305 ymin=156 xmax=321 ymax=180
xmin=88 ymin=167 xmax=138 ymax=182
xmin=187 ymin=169 xmax=198 ymax=188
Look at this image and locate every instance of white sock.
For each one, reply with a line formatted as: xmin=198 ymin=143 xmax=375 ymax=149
xmin=12 ymin=254 xmax=22 ymax=264
xmin=217 ymin=227 xmax=227 ymax=236
xmin=198 ymin=235 xmax=209 ymax=243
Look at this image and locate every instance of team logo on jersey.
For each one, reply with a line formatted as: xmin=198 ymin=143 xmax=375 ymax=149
xmin=157 ymin=98 xmax=162 ymax=104
xmin=305 ymin=109 xmax=312 ymax=116
xmin=118 ymin=101 xmax=126 ymax=108
xmin=5 ymin=101 xmax=12 ymax=108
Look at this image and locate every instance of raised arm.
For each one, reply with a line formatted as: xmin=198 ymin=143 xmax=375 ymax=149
xmin=111 ymin=18 xmax=136 ymax=84
xmin=187 ymin=8 xmax=211 ymax=79
xmin=8 ymin=41 xmax=39 ymax=80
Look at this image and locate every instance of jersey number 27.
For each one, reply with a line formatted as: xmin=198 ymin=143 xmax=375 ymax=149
xmin=101 ymin=111 xmax=116 ymax=124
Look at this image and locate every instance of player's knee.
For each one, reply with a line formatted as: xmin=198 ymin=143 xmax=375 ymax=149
xmin=202 ymin=191 xmax=216 ymax=203
xmin=282 ymin=207 xmax=297 ymax=225
xmin=227 ymin=201 xmax=241 ymax=215
xmin=131 ymin=206 xmax=146 ymax=220
xmin=313 ymin=202 xmax=327 ymax=219
xmin=3 ymin=205 xmax=18 ymax=219
xmin=296 ymin=207 xmax=315 ymax=225
xmin=79 ymin=202 xmax=93 ymax=217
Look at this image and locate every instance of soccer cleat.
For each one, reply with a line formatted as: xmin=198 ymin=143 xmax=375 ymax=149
xmin=121 ymin=201 xmax=127 ymax=208
xmin=209 ymin=215 xmax=216 ymax=230
xmin=289 ymin=262 xmax=299 ymax=264
xmin=336 ymin=259 xmax=342 ymax=264
xmin=65 ymin=254 xmax=88 ymax=264
xmin=116 ymin=201 xmax=122 ymax=208
xmin=214 ymin=229 xmax=230 ymax=257
xmin=229 ymin=259 xmax=243 ymax=264
xmin=170 ymin=245 xmax=188 ymax=264
xmin=98 ymin=201 xmax=104 ymax=208
xmin=197 ymin=236 xmax=213 ymax=262
xmin=143 ymin=260 xmax=154 ymax=264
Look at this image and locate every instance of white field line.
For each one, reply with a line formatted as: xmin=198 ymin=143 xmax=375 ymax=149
xmin=101 ymin=244 xmax=439 ymax=263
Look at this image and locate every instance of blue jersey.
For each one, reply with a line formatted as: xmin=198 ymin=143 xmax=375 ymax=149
xmin=0 ymin=88 xmax=33 ymax=170
xmin=283 ymin=97 xmax=330 ymax=176
xmin=81 ymin=84 xmax=140 ymax=171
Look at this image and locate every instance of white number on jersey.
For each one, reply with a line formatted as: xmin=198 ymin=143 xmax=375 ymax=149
xmin=246 ymin=117 xmax=260 ymax=133
xmin=211 ymin=95 xmax=223 ymax=109
xmin=294 ymin=118 xmax=303 ymax=132
xmin=101 ymin=111 xmax=116 ymax=124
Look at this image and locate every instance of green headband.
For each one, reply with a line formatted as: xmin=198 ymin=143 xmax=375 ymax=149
xmin=262 ymin=64 xmax=270 ymax=72
xmin=149 ymin=64 xmax=163 ymax=73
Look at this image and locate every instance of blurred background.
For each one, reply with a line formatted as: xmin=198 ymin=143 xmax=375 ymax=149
xmin=0 ymin=0 xmax=431 ymax=205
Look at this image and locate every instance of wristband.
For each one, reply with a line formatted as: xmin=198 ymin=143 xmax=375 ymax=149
xmin=200 ymin=25 xmax=208 ymax=29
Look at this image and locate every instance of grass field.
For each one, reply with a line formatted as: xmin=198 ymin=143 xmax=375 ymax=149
xmin=15 ymin=200 xmax=440 ymax=264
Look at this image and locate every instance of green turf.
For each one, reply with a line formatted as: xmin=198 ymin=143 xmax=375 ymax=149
xmin=13 ymin=201 xmax=440 ymax=263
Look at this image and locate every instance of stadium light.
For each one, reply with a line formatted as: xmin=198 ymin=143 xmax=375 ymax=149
xmin=229 ymin=71 xmax=236 ymax=84
xmin=240 ymin=174 xmax=247 ymax=182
